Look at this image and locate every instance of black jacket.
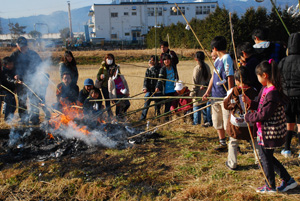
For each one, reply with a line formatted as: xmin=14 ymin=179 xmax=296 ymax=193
xmin=78 ymin=87 xmax=90 ymax=104
xmin=143 ymin=65 xmax=161 ymax=93
xmin=245 ymin=55 xmax=262 ymax=91
xmin=1 ymin=67 xmax=17 ymax=91
xmin=279 ymin=33 xmax=300 ymax=97
xmin=156 ymin=65 xmax=179 ymax=94
xmin=10 ymin=49 xmax=42 ymax=81
xmin=56 ymin=83 xmax=79 ymax=104
xmin=254 ymin=42 xmax=286 ymax=63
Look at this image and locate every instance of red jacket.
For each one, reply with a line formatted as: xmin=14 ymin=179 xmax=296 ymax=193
xmin=170 ymin=88 xmax=192 ymax=112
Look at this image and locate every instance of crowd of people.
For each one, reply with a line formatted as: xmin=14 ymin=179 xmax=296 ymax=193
xmin=1 ymin=26 xmax=300 ymax=193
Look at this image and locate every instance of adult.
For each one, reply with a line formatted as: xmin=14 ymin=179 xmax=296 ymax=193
xmin=10 ymin=36 xmax=45 ymax=125
xmin=251 ymin=27 xmax=286 ymax=63
xmin=160 ymin=41 xmax=179 ymax=71
xmin=59 ymin=50 xmax=78 ymax=86
xmin=96 ymin=53 xmax=118 ymax=117
xmin=78 ymin=78 xmax=94 ymax=105
xmin=237 ymin=42 xmax=262 ymax=91
xmin=278 ymin=33 xmax=300 ymax=158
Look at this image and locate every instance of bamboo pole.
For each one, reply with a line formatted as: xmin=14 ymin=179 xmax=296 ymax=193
xmin=270 ymin=0 xmax=290 ymax=36
xmin=22 ymin=83 xmax=43 ymax=102
xmin=229 ymin=14 xmax=272 ymax=188
xmin=119 ymin=74 xmax=208 ymax=88
xmin=128 ymin=104 xmax=211 ymax=139
xmin=90 ymin=96 xmax=223 ymax=102
xmin=1 ymin=85 xmax=17 ymax=97
xmin=174 ymin=3 xmax=227 ymax=91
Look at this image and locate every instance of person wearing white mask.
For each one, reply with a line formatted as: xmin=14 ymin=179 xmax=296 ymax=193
xmin=96 ymin=53 xmax=119 ymax=117
xmin=108 ymin=66 xmax=130 ymax=119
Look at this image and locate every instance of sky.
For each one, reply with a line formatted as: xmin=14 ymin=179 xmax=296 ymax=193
xmin=0 ymin=0 xmax=111 ymax=19
xmin=0 ymin=0 xmax=299 ymax=19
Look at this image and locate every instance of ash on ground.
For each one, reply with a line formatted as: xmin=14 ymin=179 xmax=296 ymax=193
xmin=0 ymin=121 xmax=158 ymax=164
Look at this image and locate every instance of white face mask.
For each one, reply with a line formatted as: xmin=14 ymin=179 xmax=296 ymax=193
xmin=106 ymin=59 xmax=113 ymax=65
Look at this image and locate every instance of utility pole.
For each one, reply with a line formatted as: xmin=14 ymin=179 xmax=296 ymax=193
xmin=67 ymin=1 xmax=73 ymax=39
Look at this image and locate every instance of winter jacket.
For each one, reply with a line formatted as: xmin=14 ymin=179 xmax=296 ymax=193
xmin=78 ymin=87 xmax=91 ymax=104
xmin=10 ymin=49 xmax=42 ymax=81
xmin=59 ymin=62 xmax=79 ymax=86
xmin=56 ymin=83 xmax=79 ymax=104
xmin=245 ymin=86 xmax=288 ymax=148
xmin=96 ymin=62 xmax=120 ymax=88
xmin=170 ymin=87 xmax=192 ymax=112
xmin=254 ymin=41 xmax=286 ymax=63
xmin=244 ymin=55 xmax=262 ymax=91
xmin=108 ymin=75 xmax=129 ymax=99
xmin=224 ymin=86 xmax=258 ymax=140
xmin=160 ymin=49 xmax=179 ymax=68
xmin=278 ymin=33 xmax=300 ymax=98
xmin=1 ymin=67 xmax=18 ymax=91
xmin=156 ymin=65 xmax=179 ymax=94
xmin=143 ymin=65 xmax=161 ymax=93
xmin=190 ymin=63 xmax=211 ymax=98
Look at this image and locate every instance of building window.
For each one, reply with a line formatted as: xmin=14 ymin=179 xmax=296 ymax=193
xmin=157 ymin=7 xmax=162 ymax=16
xmin=148 ymin=8 xmax=154 ymax=16
xmin=170 ymin=7 xmax=185 ymax=16
xmin=111 ymin=34 xmax=118 ymax=39
xmin=132 ymin=6 xmax=136 ymax=10
xmin=111 ymin=12 xmax=118 ymax=17
xmin=124 ymin=12 xmax=129 ymax=16
xmin=211 ymin=4 xmax=216 ymax=8
xmin=132 ymin=12 xmax=137 ymax=16
xmin=196 ymin=6 xmax=202 ymax=15
xmin=125 ymin=32 xmax=130 ymax=36
xmin=203 ymin=6 xmax=210 ymax=14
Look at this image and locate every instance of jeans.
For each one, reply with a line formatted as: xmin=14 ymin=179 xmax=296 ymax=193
xmin=140 ymin=92 xmax=161 ymax=120
xmin=193 ymin=101 xmax=212 ymax=125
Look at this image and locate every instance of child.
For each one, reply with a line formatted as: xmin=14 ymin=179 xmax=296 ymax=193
xmin=191 ymin=51 xmax=212 ymax=126
xmin=140 ymin=55 xmax=161 ymax=120
xmin=83 ymin=88 xmax=103 ymax=116
xmin=203 ymin=36 xmax=235 ymax=151
xmin=78 ymin=78 xmax=94 ymax=105
xmin=278 ymin=32 xmax=300 ymax=158
xmin=224 ymin=67 xmax=258 ymax=170
xmin=54 ymin=72 xmax=79 ymax=110
xmin=244 ymin=60 xmax=298 ymax=193
xmin=155 ymin=53 xmax=179 ymax=116
xmin=170 ymin=81 xmax=193 ymax=116
xmin=1 ymin=57 xmax=21 ymax=122
xmin=108 ymin=66 xmax=130 ymax=118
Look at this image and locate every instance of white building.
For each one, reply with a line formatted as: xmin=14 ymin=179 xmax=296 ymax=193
xmin=88 ymin=0 xmax=218 ymax=42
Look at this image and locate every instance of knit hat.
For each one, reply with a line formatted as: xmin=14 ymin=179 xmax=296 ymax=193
xmin=84 ymin=78 xmax=94 ymax=86
xmin=16 ymin=36 xmax=28 ymax=47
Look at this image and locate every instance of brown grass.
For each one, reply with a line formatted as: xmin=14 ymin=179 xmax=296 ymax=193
xmin=0 ymin=50 xmax=300 ymax=200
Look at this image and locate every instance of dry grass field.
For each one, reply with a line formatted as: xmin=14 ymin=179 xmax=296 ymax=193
xmin=0 ymin=48 xmax=300 ymax=200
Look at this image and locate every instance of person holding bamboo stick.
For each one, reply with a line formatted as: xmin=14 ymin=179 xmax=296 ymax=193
xmin=203 ymin=36 xmax=234 ymax=151
xmin=244 ymin=60 xmax=297 ymax=193
xmin=155 ymin=54 xmax=179 ymax=120
xmin=10 ymin=36 xmax=44 ymax=125
xmin=191 ymin=51 xmax=212 ymax=126
xmin=1 ymin=57 xmax=22 ymax=122
xmin=140 ymin=55 xmax=162 ymax=120
xmin=223 ymin=67 xmax=259 ymax=170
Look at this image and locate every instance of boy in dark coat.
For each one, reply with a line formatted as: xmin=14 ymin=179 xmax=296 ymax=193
xmin=83 ymin=88 xmax=103 ymax=117
xmin=78 ymin=78 xmax=94 ymax=105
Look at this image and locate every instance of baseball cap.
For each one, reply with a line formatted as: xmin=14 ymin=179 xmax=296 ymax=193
xmin=84 ymin=78 xmax=94 ymax=86
xmin=16 ymin=36 xmax=28 ymax=47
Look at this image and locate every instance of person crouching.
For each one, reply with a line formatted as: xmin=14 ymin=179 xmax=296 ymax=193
xmin=83 ymin=88 xmax=103 ymax=117
xmin=170 ymin=81 xmax=193 ymax=121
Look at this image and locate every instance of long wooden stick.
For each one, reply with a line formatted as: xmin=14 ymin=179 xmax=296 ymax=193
xmin=174 ymin=3 xmax=227 ymax=91
xmin=270 ymin=0 xmax=290 ymax=36
xmin=119 ymin=74 xmax=208 ymax=88
xmin=90 ymin=96 xmax=223 ymax=102
xmin=22 ymin=83 xmax=43 ymax=102
xmin=229 ymin=15 xmax=271 ymax=188
xmin=1 ymin=85 xmax=17 ymax=97
xmin=128 ymin=104 xmax=211 ymax=139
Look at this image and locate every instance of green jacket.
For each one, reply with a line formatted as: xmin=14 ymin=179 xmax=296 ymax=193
xmin=96 ymin=61 xmax=109 ymax=88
